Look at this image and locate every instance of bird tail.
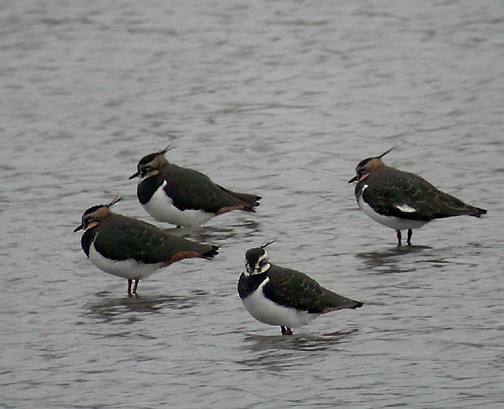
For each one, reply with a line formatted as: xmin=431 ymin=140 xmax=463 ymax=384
xmin=203 ymin=245 xmax=220 ymax=259
xmin=472 ymin=207 xmax=487 ymax=218
xmin=232 ymin=192 xmax=261 ymax=211
xmin=349 ymin=300 xmax=363 ymax=309
xmin=321 ymin=293 xmax=363 ymax=314
xmin=321 ymin=302 xmax=363 ymax=314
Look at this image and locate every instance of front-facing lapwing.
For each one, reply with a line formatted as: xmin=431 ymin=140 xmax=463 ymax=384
xmin=238 ymin=242 xmax=363 ymax=335
xmin=129 ymin=147 xmax=261 ymax=227
xmin=348 ymin=146 xmax=487 ymax=246
xmin=74 ymin=197 xmax=219 ymax=295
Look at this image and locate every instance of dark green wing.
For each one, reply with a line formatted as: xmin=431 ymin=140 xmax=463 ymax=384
xmin=264 ymin=265 xmax=361 ymax=313
xmin=162 ymin=164 xmax=260 ymax=213
xmin=360 ymin=168 xmax=482 ymax=221
xmin=94 ymin=215 xmax=218 ymax=264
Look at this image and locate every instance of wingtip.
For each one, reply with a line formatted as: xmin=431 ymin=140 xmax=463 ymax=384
xmin=321 ymin=299 xmax=363 ymax=314
xmin=353 ymin=301 xmax=363 ymax=309
xmin=247 ymin=195 xmax=261 ymax=209
xmin=240 ymin=194 xmax=261 ymax=209
xmin=242 ymin=197 xmax=261 ymax=212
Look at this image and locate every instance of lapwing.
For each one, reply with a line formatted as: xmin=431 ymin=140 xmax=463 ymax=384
xmin=129 ymin=147 xmax=261 ymax=227
xmin=238 ymin=242 xmax=362 ymax=335
xmin=74 ymin=197 xmax=219 ymax=295
xmin=348 ymin=146 xmax=487 ymax=246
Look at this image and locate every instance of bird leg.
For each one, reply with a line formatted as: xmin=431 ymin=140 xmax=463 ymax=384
xmin=132 ymin=279 xmax=140 ymax=295
xmin=407 ymin=229 xmax=413 ymax=246
xmin=127 ymin=279 xmax=133 ymax=295
xmin=396 ymin=230 xmax=402 ymax=246
xmin=281 ymin=326 xmax=293 ymax=336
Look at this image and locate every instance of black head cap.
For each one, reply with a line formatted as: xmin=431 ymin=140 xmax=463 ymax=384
xmin=140 ymin=144 xmax=175 ymax=165
xmin=74 ymin=196 xmax=122 ymax=232
xmin=349 ymin=145 xmax=399 ymax=183
xmin=245 ymin=247 xmax=266 ymax=267
xmin=129 ymin=145 xmax=175 ymax=179
xmin=245 ymin=240 xmax=274 ymax=274
xmin=359 ymin=144 xmax=399 ymax=167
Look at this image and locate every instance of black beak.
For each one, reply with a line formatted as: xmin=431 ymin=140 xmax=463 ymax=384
xmin=74 ymin=223 xmax=83 ymax=232
xmin=129 ymin=171 xmax=140 ymax=180
xmin=348 ymin=176 xmax=357 ymax=183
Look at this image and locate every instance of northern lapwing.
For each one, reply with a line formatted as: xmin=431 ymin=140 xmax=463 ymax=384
xmin=129 ymin=147 xmax=261 ymax=227
xmin=348 ymin=146 xmax=487 ymax=246
xmin=238 ymin=242 xmax=362 ymax=335
xmin=74 ymin=197 xmax=219 ymax=295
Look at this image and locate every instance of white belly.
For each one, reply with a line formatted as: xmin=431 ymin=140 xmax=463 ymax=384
xmin=142 ymin=182 xmax=214 ymax=227
xmin=88 ymin=241 xmax=162 ymax=280
xmin=242 ymin=278 xmax=317 ymax=328
xmin=358 ymin=187 xmax=427 ymax=231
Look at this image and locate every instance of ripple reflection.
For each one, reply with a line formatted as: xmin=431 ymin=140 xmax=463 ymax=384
xmin=83 ymin=291 xmax=203 ymax=323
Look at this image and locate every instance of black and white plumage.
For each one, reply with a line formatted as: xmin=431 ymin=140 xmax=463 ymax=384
xmin=349 ymin=147 xmax=487 ymax=246
xmin=74 ymin=197 xmax=219 ymax=295
xmin=129 ymin=147 xmax=261 ymax=227
xmin=238 ymin=243 xmax=362 ymax=335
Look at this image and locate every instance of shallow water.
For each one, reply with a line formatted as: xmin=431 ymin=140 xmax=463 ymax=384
xmin=1 ymin=1 xmax=503 ymax=408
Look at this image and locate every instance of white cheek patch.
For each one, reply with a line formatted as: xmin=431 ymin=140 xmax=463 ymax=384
xmin=396 ymin=204 xmax=417 ymax=213
xmin=258 ymin=262 xmax=270 ymax=274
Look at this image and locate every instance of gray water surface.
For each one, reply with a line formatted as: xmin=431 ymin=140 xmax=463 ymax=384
xmin=1 ymin=1 xmax=503 ymax=408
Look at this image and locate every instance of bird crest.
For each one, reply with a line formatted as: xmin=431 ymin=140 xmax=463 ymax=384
xmin=106 ymin=195 xmax=122 ymax=208
xmin=378 ymin=144 xmax=399 ymax=159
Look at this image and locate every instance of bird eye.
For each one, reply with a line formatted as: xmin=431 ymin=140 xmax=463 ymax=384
xmin=140 ymin=166 xmax=152 ymax=176
xmin=82 ymin=217 xmax=94 ymax=227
